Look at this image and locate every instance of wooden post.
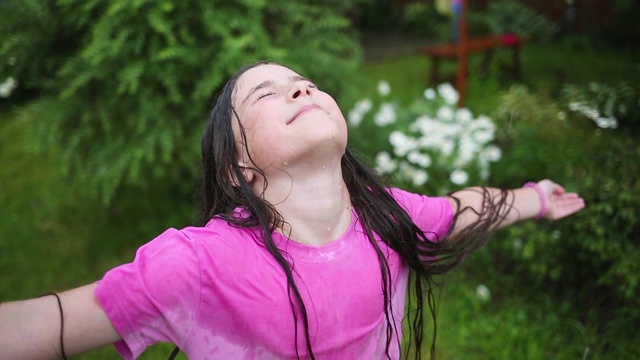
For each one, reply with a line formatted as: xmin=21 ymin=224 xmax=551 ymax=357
xmin=455 ymin=0 xmax=469 ymax=108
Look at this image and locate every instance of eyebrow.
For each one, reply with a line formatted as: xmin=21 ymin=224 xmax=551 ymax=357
xmin=240 ymin=75 xmax=314 ymax=105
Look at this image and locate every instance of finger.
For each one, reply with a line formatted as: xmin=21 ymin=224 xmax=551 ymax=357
xmin=551 ymin=183 xmax=566 ymax=196
xmin=549 ymin=197 xmax=585 ymax=220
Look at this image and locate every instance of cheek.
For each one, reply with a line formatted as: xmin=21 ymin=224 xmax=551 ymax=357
xmin=247 ymin=126 xmax=296 ymax=167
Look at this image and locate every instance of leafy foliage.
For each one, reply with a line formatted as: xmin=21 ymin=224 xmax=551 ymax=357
xmin=471 ymin=0 xmax=558 ymax=40
xmin=0 ymin=0 xmax=365 ymax=203
xmin=488 ymin=85 xmax=640 ymax=332
xmin=563 ymin=81 xmax=640 ymax=134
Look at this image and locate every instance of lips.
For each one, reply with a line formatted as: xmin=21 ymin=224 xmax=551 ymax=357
xmin=287 ymin=104 xmax=322 ymax=125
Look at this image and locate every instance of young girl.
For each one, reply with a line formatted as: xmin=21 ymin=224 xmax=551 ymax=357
xmin=0 ymin=62 xmax=585 ymax=360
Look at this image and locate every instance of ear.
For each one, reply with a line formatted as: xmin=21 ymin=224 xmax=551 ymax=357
xmin=230 ymin=162 xmax=255 ymax=187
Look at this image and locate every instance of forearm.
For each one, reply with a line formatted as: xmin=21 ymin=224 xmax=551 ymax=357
xmin=0 ymin=296 xmax=66 ymax=360
xmin=446 ymin=180 xmax=584 ymax=239
xmin=0 ymin=284 xmax=121 ymax=359
xmin=447 ymin=186 xmax=541 ymax=232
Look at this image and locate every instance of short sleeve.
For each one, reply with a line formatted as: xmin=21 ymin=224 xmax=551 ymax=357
xmin=94 ymin=228 xmax=202 ymax=360
xmin=388 ymin=188 xmax=455 ymax=242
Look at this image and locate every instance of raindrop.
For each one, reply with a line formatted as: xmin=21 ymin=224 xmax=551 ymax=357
xmin=326 ymin=226 xmax=331 ymax=231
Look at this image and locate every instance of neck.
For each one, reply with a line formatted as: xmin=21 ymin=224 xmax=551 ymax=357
xmin=253 ymin=159 xmax=352 ymax=246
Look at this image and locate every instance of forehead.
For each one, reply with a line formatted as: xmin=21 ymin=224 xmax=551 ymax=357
xmin=235 ymin=64 xmax=298 ymax=94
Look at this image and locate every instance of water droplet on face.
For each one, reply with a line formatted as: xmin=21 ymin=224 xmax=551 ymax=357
xmin=337 ymin=185 xmax=343 ymax=190
xmin=322 ymin=164 xmax=326 ymax=169
xmin=283 ymin=161 xmax=288 ymax=166
xmin=326 ymin=226 xmax=331 ymax=231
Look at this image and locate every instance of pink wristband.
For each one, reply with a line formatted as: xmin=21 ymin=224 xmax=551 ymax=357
xmin=523 ymin=182 xmax=548 ymax=220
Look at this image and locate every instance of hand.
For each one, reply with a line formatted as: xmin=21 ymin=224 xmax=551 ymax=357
xmin=537 ymin=179 xmax=585 ymax=221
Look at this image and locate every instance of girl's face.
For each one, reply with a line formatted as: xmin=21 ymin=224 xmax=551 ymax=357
xmin=232 ymin=64 xmax=348 ymax=176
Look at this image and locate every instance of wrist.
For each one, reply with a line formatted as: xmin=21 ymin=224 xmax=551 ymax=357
xmin=523 ymin=182 xmax=548 ymax=220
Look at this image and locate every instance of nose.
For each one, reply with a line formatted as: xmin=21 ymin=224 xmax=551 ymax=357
xmin=288 ymin=82 xmax=312 ymax=101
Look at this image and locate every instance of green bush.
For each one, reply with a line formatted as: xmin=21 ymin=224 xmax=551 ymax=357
xmin=0 ymin=0 xmax=365 ymax=203
xmin=485 ymin=85 xmax=640 ymax=354
xmin=471 ymin=0 xmax=558 ymax=40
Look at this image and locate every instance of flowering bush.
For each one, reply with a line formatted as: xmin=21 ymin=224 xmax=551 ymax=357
xmin=347 ymin=81 xmax=501 ymax=194
xmin=562 ymin=81 xmax=640 ymax=134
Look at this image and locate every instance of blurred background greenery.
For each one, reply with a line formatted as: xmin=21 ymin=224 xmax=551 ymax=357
xmin=1 ymin=0 xmax=638 ymax=359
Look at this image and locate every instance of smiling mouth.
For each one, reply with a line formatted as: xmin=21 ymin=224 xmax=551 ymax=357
xmin=287 ymin=104 xmax=322 ymax=124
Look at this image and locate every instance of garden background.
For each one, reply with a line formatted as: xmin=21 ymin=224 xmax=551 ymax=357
xmin=1 ymin=0 xmax=638 ymax=358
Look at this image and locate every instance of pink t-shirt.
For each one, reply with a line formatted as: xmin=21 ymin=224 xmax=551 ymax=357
xmin=95 ymin=188 xmax=454 ymax=359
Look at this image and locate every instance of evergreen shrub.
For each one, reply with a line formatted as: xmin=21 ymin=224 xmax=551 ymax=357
xmin=0 ymin=0 xmax=365 ymax=203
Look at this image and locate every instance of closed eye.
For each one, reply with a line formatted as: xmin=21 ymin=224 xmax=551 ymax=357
xmin=256 ymin=92 xmax=275 ymax=101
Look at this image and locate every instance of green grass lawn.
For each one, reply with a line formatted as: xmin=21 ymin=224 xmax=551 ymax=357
xmin=1 ymin=39 xmax=638 ymax=359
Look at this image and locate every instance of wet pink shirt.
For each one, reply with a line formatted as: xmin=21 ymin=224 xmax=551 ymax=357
xmin=95 ymin=188 xmax=454 ymax=359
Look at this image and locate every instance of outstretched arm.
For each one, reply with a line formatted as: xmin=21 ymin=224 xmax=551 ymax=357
xmin=0 ymin=283 xmax=121 ymax=359
xmin=446 ymin=179 xmax=585 ymax=239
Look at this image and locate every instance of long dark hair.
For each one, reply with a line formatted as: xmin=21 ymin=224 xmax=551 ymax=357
xmin=200 ymin=62 xmax=511 ymax=359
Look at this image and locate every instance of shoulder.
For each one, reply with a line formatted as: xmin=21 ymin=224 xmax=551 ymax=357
xmin=385 ymin=187 xmax=455 ymax=239
xmin=98 ymin=219 xmax=258 ymax=299
xmin=386 ymin=187 xmax=453 ymax=215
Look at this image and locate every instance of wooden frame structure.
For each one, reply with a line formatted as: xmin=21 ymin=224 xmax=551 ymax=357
xmin=420 ymin=0 xmax=525 ymax=107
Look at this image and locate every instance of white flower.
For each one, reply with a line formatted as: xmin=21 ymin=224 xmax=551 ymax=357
xmin=437 ymin=83 xmax=459 ymax=105
xmin=582 ymin=107 xmax=600 ymax=120
xmin=455 ymin=108 xmax=473 ymax=123
xmin=355 ymin=98 xmax=373 ymax=113
xmin=389 ymin=131 xmax=417 ymax=157
xmin=450 ymin=169 xmax=468 ymax=185
xmin=374 ymin=102 xmax=396 ymax=126
xmin=412 ymin=169 xmax=429 ymax=186
xmin=407 ymin=150 xmax=432 ymax=168
xmin=472 ymin=115 xmax=496 ymax=132
xmin=348 ymin=109 xmax=364 ymax=127
xmin=481 ymin=145 xmax=502 ymax=162
xmin=475 ymin=284 xmax=491 ymax=301
xmin=513 ymin=238 xmax=523 ymax=251
xmin=377 ymin=80 xmax=391 ymax=96
xmin=436 ymin=106 xmax=454 ymax=122
xmin=568 ymin=101 xmax=581 ymax=111
xmin=473 ymin=129 xmax=495 ymax=144
xmin=455 ymin=137 xmax=478 ymax=166
xmin=0 ymin=77 xmax=18 ymax=98
xmin=423 ymin=88 xmax=436 ymax=100
xmin=440 ymin=139 xmax=455 ymax=157
xmin=480 ymin=166 xmax=490 ymax=180
xmin=393 ymin=138 xmax=417 ymax=157
xmin=389 ymin=131 xmax=407 ymax=147
xmin=413 ymin=115 xmax=439 ymax=135
xmin=594 ymin=116 xmax=618 ymax=129
xmin=375 ymin=152 xmax=397 ymax=174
